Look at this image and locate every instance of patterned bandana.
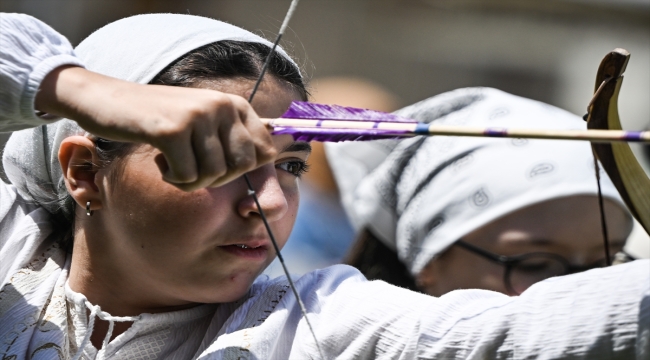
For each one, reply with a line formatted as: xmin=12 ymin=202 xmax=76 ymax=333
xmin=327 ymin=87 xmax=629 ymax=275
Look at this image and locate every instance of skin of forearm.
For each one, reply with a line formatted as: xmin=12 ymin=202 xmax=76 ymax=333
xmin=34 ymin=65 xmax=144 ymax=137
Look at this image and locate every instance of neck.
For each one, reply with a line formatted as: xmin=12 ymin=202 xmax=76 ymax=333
xmin=68 ymin=227 xmax=198 ymax=317
xmin=69 ymin=227 xmax=200 ymax=349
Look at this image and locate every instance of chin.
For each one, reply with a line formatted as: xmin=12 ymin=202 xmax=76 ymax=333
xmin=191 ymin=272 xmax=262 ymax=304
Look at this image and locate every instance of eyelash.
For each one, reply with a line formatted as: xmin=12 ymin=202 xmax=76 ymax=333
xmin=277 ymin=160 xmax=310 ymax=178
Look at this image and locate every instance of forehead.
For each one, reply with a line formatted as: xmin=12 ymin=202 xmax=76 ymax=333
xmin=470 ymin=196 xmax=630 ymax=249
xmin=194 ymin=77 xmax=302 ymax=119
xmin=272 ymin=134 xmax=310 ymax=154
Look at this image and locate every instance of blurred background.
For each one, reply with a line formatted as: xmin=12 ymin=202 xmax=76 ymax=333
xmin=1 ymin=0 xmax=648 ymax=271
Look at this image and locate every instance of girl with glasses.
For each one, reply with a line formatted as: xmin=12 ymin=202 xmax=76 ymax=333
xmin=340 ymin=88 xmax=634 ymax=296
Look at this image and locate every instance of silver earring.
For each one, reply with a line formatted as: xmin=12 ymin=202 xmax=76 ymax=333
xmin=86 ymin=201 xmax=94 ymax=216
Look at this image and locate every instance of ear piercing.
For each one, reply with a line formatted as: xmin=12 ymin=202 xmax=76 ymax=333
xmin=86 ymin=201 xmax=94 ymax=216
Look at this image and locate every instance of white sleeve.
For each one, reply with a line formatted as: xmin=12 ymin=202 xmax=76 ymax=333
xmin=289 ymin=262 xmax=649 ymax=359
xmin=0 ymin=13 xmax=84 ymax=132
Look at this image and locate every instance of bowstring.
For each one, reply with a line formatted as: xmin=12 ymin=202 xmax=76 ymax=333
xmin=587 ymin=79 xmax=613 ymax=267
xmin=243 ymin=1 xmax=325 ymax=358
xmin=592 ymin=149 xmax=612 ymax=266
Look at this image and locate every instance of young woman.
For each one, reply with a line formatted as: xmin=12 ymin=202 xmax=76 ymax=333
xmin=336 ymin=87 xmax=635 ymax=296
xmin=0 ymin=12 xmax=648 ymax=360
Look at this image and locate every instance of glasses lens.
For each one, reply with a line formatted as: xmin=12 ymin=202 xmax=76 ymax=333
xmin=508 ymin=254 xmax=567 ymax=295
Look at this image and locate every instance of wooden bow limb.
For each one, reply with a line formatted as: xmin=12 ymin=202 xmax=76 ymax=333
xmin=586 ymin=48 xmax=650 ymax=235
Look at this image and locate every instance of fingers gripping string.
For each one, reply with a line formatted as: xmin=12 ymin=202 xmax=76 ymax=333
xmin=243 ymin=1 xmax=324 ymax=358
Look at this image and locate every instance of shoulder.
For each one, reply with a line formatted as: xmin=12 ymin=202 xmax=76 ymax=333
xmin=256 ymin=264 xmax=368 ymax=296
xmin=296 ymin=264 xmax=368 ymax=290
xmin=256 ymin=264 xmax=430 ymax=312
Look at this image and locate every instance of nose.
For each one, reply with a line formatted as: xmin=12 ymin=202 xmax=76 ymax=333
xmin=237 ymin=165 xmax=288 ymax=222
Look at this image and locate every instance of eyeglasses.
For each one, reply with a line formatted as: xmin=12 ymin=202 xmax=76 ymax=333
xmin=454 ymin=240 xmax=609 ymax=295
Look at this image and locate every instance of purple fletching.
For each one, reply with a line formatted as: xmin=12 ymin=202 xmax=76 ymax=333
xmin=281 ymin=101 xmax=414 ymax=122
xmin=272 ymin=127 xmax=412 ymax=142
xmin=275 ymin=101 xmax=416 ymax=142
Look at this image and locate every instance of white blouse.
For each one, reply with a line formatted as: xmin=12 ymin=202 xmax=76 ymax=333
xmin=0 ymin=12 xmax=649 ymax=360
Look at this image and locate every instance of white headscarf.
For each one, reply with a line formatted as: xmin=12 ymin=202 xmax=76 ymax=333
xmin=2 ymin=14 xmax=298 ymax=220
xmin=327 ymin=87 xmax=629 ymax=275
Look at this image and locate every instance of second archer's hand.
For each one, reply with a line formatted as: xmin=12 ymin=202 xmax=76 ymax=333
xmin=35 ymin=65 xmax=276 ymax=191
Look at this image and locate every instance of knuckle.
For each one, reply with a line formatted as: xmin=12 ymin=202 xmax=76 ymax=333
xmin=151 ymin=120 xmax=185 ymax=141
xmin=233 ymin=154 xmax=256 ymax=171
xmin=228 ymin=96 xmax=252 ymax=118
xmin=208 ymin=96 xmax=239 ymax=125
xmin=259 ymin=143 xmax=278 ymax=161
xmin=230 ymin=95 xmax=248 ymax=109
xmin=210 ymin=93 xmax=235 ymax=111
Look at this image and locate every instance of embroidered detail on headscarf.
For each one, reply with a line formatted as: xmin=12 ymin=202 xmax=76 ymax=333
xmin=489 ymin=107 xmax=510 ymax=120
xmin=528 ymin=163 xmax=555 ymax=178
xmin=470 ymin=188 xmax=491 ymax=207
xmin=511 ymin=138 xmax=529 ymax=147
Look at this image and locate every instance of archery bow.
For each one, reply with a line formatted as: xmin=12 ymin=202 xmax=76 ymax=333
xmin=586 ymin=48 xmax=650 ymax=236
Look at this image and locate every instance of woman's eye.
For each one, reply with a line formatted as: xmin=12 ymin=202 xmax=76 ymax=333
xmin=277 ymin=160 xmax=309 ymax=177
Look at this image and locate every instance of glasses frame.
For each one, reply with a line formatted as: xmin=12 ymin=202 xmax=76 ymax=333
xmin=454 ymin=240 xmax=603 ymax=295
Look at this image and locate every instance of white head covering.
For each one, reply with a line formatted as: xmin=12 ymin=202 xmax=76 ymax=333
xmin=327 ymin=87 xmax=629 ymax=275
xmin=3 ymin=14 xmax=298 ymax=220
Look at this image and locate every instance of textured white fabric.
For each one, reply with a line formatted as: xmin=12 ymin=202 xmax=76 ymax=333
xmin=2 ymin=12 xmax=297 ymax=220
xmin=1 ymin=217 xmax=648 ymax=360
xmin=328 ymin=87 xmax=629 ymax=275
xmin=1 ymin=12 xmax=650 ymax=360
xmin=0 ymin=13 xmax=84 ymax=131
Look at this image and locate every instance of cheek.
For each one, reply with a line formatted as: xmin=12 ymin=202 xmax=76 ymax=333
xmin=274 ymin=179 xmax=300 ymax=245
xmin=103 ymin=152 xmax=234 ymax=244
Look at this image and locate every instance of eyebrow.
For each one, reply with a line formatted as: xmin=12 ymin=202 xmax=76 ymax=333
xmin=281 ymin=141 xmax=312 ymax=154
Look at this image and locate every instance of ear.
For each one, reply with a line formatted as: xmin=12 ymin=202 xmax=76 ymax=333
xmin=58 ymin=136 xmax=102 ymax=211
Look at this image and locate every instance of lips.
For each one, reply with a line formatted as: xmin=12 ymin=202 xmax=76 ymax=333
xmin=220 ymin=240 xmax=269 ymax=260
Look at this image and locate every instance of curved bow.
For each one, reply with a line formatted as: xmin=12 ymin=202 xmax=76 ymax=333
xmin=586 ymin=48 xmax=650 ymax=235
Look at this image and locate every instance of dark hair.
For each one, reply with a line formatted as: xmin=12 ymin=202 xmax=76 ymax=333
xmin=345 ymin=228 xmax=420 ymax=292
xmin=150 ymin=40 xmax=307 ymax=100
xmin=59 ymin=40 xmax=307 ymax=251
